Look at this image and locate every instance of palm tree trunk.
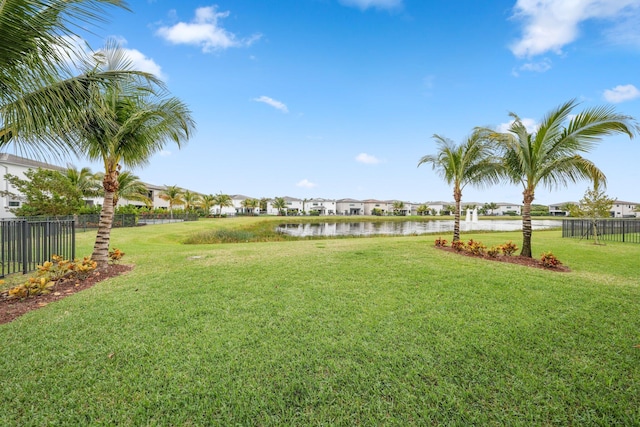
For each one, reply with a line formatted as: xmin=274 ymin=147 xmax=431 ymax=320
xmin=520 ymin=189 xmax=534 ymax=257
xmin=92 ymin=172 xmax=119 ymax=269
xmin=453 ymin=187 xmax=462 ymax=242
xmin=92 ymin=189 xmax=115 ymax=269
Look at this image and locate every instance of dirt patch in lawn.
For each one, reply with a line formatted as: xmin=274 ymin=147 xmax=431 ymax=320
xmin=0 ymin=264 xmax=134 ymax=325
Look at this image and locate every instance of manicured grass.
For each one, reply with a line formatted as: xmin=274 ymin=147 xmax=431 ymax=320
xmin=1 ymin=218 xmax=639 ymax=425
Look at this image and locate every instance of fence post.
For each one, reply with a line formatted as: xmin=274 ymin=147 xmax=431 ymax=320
xmin=22 ymin=220 xmax=29 ymax=275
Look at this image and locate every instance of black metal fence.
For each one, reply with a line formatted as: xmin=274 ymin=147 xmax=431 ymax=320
xmin=1 ymin=218 xmax=75 ymax=277
xmin=562 ymin=219 xmax=640 ymax=244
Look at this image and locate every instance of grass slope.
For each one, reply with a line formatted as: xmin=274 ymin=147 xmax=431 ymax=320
xmin=1 ymin=218 xmax=639 ymax=425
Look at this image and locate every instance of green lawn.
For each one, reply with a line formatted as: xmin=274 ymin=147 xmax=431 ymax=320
xmin=1 ymin=218 xmax=639 ymax=425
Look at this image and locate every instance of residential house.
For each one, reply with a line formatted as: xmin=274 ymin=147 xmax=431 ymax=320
xmin=548 ymin=202 xmax=574 ymax=217
xmin=306 ymin=198 xmax=336 ymax=215
xmin=611 ymin=200 xmax=639 ymax=218
xmin=0 ymin=153 xmax=65 ymax=218
xmin=494 ymin=202 xmax=521 ymax=216
xmin=336 ymin=198 xmax=364 ymax=215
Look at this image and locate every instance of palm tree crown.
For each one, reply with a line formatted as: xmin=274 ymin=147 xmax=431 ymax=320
xmin=485 ymin=99 xmax=638 ymax=257
xmin=418 ymin=130 xmax=501 ymax=241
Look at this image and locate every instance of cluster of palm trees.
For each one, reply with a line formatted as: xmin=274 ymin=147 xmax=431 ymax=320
xmin=157 ymin=188 xmax=261 ymax=218
xmin=419 ymin=99 xmax=638 ymax=257
xmin=0 ymin=1 xmax=195 ymax=268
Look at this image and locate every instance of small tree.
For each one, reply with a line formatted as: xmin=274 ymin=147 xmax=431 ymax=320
xmin=568 ymin=184 xmax=615 ymax=244
xmin=3 ymin=169 xmax=85 ymax=216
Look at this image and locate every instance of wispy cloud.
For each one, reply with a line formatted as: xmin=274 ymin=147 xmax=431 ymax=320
xmin=510 ymin=0 xmax=640 ymax=58
xmin=515 ymin=58 xmax=552 ymax=75
xmin=603 ymin=84 xmax=640 ymax=103
xmin=159 ymin=150 xmax=172 ymax=157
xmin=253 ymin=96 xmax=289 ymax=113
xmin=156 ymin=6 xmax=261 ymax=53
xmin=496 ymin=118 xmax=538 ymax=133
xmin=296 ymin=179 xmax=317 ymax=188
xmin=339 ymin=0 xmax=402 ymax=11
xmin=355 ymin=153 xmax=381 ymax=164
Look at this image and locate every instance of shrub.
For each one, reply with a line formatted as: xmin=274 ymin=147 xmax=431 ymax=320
xmin=487 ymin=246 xmax=500 ymax=258
xmin=451 ymin=240 xmax=465 ymax=252
xmin=500 ymin=241 xmax=518 ymax=256
xmin=540 ymin=252 xmax=562 ymax=268
xmin=434 ymin=237 xmax=448 ymax=247
xmin=7 ymin=255 xmax=98 ymax=299
xmin=109 ymin=248 xmax=125 ymax=264
xmin=466 ymin=239 xmax=486 ymax=255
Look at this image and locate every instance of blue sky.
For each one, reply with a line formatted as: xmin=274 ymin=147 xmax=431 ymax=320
xmin=76 ymin=0 xmax=640 ymax=205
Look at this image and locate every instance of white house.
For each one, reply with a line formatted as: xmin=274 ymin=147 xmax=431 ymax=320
xmin=306 ymin=198 xmax=336 ymax=215
xmin=494 ymin=202 xmax=521 ymax=216
xmin=0 ymin=153 xmax=66 ymax=218
xmin=548 ymin=202 xmax=574 ymax=217
xmin=336 ymin=198 xmax=364 ymax=215
xmin=363 ymin=199 xmax=387 ymax=215
xmin=610 ymin=200 xmax=639 ymax=218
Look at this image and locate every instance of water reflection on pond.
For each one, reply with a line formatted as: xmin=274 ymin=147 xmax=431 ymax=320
xmin=277 ymin=220 xmax=562 ymax=237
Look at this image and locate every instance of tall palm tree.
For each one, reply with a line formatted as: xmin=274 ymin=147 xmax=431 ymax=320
xmin=159 ymin=185 xmax=184 ymax=219
xmin=485 ymin=99 xmax=637 ymax=257
xmin=0 ymin=1 xmax=155 ymax=158
xmin=213 ymin=193 xmax=233 ymax=216
xmin=198 ymin=194 xmax=216 ymax=216
xmin=418 ymin=130 xmax=501 ymax=242
xmin=182 ymin=190 xmax=200 ymax=213
xmin=76 ymin=45 xmax=194 ymax=268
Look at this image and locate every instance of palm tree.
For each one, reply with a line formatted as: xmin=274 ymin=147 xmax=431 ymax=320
xmin=485 ymin=99 xmax=637 ymax=257
xmin=392 ymin=200 xmax=405 ymax=216
xmin=242 ymin=198 xmax=258 ymax=215
xmin=76 ymin=45 xmax=194 ymax=268
xmin=484 ymin=202 xmax=498 ymax=216
xmin=182 ymin=190 xmax=200 ymax=213
xmin=65 ymin=166 xmax=101 ymax=199
xmin=272 ymin=197 xmax=287 ymax=216
xmin=103 ymin=171 xmax=151 ymax=207
xmin=0 ymin=1 xmax=154 ymax=158
xmin=213 ymin=193 xmax=233 ymax=216
xmin=160 ymin=185 xmax=184 ymax=219
xmin=418 ymin=130 xmax=501 ymax=242
xmin=199 ymin=194 xmax=216 ymax=216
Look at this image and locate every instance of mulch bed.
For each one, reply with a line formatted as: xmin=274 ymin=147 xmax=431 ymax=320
xmin=0 ymin=264 xmax=133 ymax=325
xmin=435 ymin=245 xmax=571 ymax=272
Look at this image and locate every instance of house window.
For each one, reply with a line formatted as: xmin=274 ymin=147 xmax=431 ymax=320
xmin=8 ymin=201 xmax=20 ymax=207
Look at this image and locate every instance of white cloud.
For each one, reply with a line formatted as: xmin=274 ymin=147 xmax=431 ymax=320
xmin=53 ymin=36 xmax=165 ymax=79
xmin=339 ymin=0 xmax=402 ymax=11
xmin=510 ymin=0 xmax=640 ymax=57
xmin=296 ymin=179 xmax=317 ymax=188
xmin=253 ymin=96 xmax=289 ymax=113
xmin=156 ymin=6 xmax=261 ymax=52
xmin=603 ymin=84 xmax=640 ymax=103
xmin=518 ymin=58 xmax=552 ymax=73
xmin=159 ymin=150 xmax=172 ymax=157
xmin=355 ymin=153 xmax=381 ymax=164
xmin=496 ymin=118 xmax=539 ymax=133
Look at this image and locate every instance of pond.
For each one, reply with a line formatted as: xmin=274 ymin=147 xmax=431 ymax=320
xmin=276 ymin=219 xmax=563 ymax=237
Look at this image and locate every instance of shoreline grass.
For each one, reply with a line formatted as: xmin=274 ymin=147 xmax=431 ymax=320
xmin=1 ymin=219 xmax=638 ymax=425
